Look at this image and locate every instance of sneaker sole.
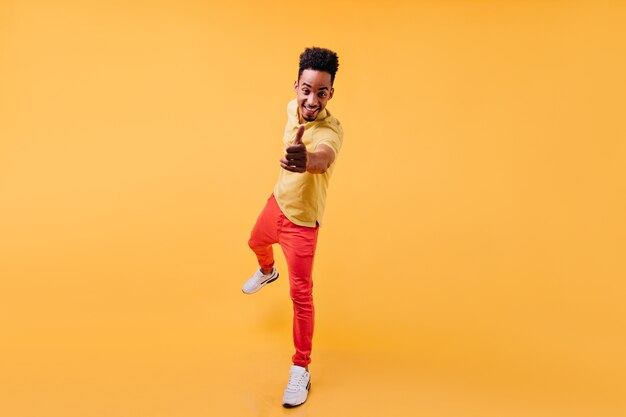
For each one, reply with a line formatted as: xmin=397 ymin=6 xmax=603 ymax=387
xmin=241 ymin=272 xmax=279 ymax=294
xmin=282 ymin=381 xmax=310 ymax=408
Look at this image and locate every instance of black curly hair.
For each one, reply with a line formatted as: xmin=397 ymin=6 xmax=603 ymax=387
xmin=298 ymin=47 xmax=339 ymax=85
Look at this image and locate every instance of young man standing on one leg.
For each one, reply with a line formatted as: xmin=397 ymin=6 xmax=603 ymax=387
xmin=242 ymin=47 xmax=343 ymax=408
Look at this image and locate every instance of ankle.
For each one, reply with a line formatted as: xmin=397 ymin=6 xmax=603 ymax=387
xmin=261 ymin=268 xmax=273 ymax=275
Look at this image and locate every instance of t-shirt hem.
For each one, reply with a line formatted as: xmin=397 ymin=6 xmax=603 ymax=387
xmin=273 ymin=190 xmax=320 ymax=228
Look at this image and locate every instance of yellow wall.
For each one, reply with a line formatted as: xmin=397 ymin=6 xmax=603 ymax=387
xmin=1 ymin=1 xmax=624 ymax=416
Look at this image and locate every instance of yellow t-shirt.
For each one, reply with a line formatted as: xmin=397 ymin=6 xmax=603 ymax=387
xmin=273 ymin=99 xmax=344 ymax=228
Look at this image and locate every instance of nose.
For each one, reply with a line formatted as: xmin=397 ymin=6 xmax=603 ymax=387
xmin=306 ymin=95 xmax=319 ymax=107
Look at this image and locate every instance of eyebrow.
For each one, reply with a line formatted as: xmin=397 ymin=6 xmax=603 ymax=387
xmin=302 ymin=82 xmax=329 ymax=90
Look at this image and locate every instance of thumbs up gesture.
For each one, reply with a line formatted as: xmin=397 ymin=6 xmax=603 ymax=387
xmin=280 ymin=125 xmax=308 ymax=173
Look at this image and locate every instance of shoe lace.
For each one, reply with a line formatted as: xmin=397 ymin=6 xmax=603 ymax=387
xmin=286 ymin=372 xmax=306 ymax=392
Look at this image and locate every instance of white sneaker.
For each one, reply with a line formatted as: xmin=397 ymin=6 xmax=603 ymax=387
xmin=282 ymin=365 xmax=310 ymax=408
xmin=241 ymin=268 xmax=279 ymax=294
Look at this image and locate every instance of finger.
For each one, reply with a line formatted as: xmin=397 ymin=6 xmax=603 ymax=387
xmin=280 ymin=160 xmax=306 ymax=173
xmin=287 ymin=159 xmax=307 ymax=168
xmin=280 ymin=157 xmax=305 ymax=165
xmin=285 ymin=151 xmax=306 ymax=160
xmin=293 ymin=125 xmax=305 ymax=145
xmin=280 ymin=157 xmax=306 ymax=168
xmin=284 ymin=166 xmax=306 ymax=173
xmin=286 ymin=145 xmax=306 ymax=153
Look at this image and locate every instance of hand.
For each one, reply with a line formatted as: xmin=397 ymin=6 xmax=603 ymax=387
xmin=280 ymin=125 xmax=308 ymax=173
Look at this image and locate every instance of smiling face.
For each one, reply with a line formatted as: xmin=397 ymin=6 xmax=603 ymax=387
xmin=294 ymin=69 xmax=334 ymax=123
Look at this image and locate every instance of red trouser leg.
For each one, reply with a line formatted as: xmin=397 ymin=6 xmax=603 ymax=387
xmin=248 ymin=195 xmax=280 ymax=271
xmin=248 ymin=195 xmax=319 ymax=368
xmin=279 ymin=214 xmax=319 ymax=368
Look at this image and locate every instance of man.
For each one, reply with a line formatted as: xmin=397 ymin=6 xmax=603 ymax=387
xmin=242 ymin=47 xmax=343 ymax=408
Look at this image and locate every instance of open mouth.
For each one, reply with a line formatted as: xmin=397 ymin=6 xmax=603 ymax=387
xmin=303 ymin=105 xmax=319 ymax=115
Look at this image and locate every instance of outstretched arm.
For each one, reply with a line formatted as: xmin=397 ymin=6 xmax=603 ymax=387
xmin=304 ymin=144 xmax=335 ymax=174
xmin=280 ymin=126 xmax=336 ymax=174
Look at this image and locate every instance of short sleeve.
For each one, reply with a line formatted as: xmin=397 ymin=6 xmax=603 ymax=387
xmin=314 ymin=123 xmax=343 ymax=156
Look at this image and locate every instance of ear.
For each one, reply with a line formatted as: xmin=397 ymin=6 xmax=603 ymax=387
xmin=294 ymin=80 xmax=298 ymax=93
xmin=329 ymin=87 xmax=334 ymax=100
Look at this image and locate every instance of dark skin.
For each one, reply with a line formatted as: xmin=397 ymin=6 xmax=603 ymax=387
xmin=279 ymin=127 xmax=335 ymax=174
xmin=271 ymin=71 xmax=337 ymax=374
xmin=279 ymin=69 xmax=336 ymax=175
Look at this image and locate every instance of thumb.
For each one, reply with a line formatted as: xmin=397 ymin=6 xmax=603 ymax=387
xmin=293 ymin=125 xmax=305 ymax=145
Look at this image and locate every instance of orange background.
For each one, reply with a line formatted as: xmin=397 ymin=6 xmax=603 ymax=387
xmin=1 ymin=1 xmax=625 ymax=416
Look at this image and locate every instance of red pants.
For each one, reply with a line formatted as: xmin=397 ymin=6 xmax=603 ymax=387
xmin=248 ymin=194 xmax=319 ymax=367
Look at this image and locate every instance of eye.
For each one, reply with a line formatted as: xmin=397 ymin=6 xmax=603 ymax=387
xmin=318 ymin=92 xmax=327 ymax=98
xmin=302 ymin=88 xmax=310 ymax=94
